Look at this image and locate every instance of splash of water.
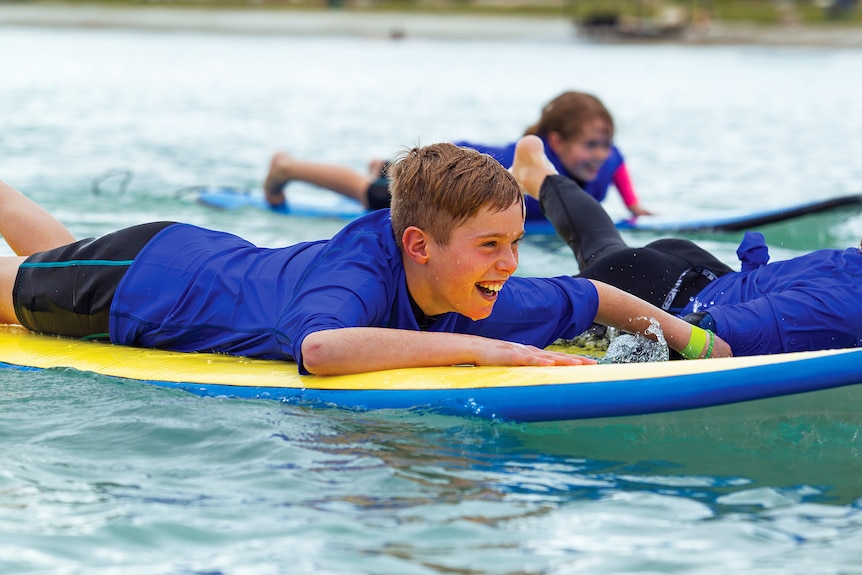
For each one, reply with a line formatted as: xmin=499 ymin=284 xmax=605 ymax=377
xmin=600 ymin=317 xmax=669 ymax=364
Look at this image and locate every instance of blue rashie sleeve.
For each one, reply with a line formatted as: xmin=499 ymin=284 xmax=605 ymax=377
xmin=278 ymin=234 xmax=409 ymax=373
xmin=707 ymin=289 xmax=862 ymax=356
xmin=695 ymin=248 xmax=862 ymax=356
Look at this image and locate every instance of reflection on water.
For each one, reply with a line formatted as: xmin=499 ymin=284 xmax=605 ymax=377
xmin=3 ymin=363 xmax=862 ymax=572
xmin=2 ymin=24 xmax=862 ymax=574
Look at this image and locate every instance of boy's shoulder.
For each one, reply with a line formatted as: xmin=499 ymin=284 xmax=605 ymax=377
xmin=331 ymin=209 xmax=394 ymax=242
xmin=325 ymin=209 xmax=401 ymax=263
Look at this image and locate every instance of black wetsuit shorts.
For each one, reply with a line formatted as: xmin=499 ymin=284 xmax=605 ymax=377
xmin=13 ymin=221 xmax=175 ymax=340
xmin=366 ymin=175 xmax=391 ymax=211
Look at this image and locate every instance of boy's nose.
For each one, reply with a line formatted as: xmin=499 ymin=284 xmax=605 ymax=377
xmin=498 ymin=248 xmax=518 ymax=273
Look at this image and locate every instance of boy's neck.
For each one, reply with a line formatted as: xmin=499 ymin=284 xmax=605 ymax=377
xmin=402 ymin=249 xmax=448 ymax=320
xmin=407 ymin=290 xmax=439 ymax=330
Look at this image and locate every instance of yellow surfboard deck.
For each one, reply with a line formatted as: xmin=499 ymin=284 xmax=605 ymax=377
xmin=2 ymin=324 xmax=861 ymax=422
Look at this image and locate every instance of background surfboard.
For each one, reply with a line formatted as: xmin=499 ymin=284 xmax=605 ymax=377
xmin=191 ymin=186 xmax=862 ymax=240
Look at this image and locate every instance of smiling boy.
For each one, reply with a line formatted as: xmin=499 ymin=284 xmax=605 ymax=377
xmin=0 ymin=142 xmax=729 ymax=376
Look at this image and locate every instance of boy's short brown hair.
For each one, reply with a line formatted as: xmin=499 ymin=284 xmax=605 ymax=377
xmin=388 ymin=142 xmax=524 ymax=247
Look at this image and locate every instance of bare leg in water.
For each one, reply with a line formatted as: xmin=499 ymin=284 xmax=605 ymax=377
xmin=263 ymin=151 xmax=383 ymax=209
xmin=0 ymin=180 xmax=75 ymax=255
xmin=0 ymin=179 xmax=77 ymax=324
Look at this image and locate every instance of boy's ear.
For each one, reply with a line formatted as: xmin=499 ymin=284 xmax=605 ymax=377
xmin=401 ymin=226 xmax=431 ymax=265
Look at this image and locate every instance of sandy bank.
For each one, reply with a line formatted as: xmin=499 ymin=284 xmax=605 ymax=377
xmin=2 ymin=3 xmax=862 ymax=46
xmin=0 ymin=3 xmax=574 ymax=40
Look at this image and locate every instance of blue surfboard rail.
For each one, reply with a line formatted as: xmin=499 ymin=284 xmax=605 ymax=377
xmin=142 ymin=350 xmax=862 ymax=422
xmin=616 ymin=194 xmax=862 ymax=233
xmin=193 ymin=187 xmax=862 ymax=236
xmin=194 ymin=187 xmax=561 ymax=235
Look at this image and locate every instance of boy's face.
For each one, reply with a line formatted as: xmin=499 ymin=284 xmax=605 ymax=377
xmin=551 ymin=118 xmax=612 ymax=183
xmin=424 ymin=201 xmax=524 ymax=320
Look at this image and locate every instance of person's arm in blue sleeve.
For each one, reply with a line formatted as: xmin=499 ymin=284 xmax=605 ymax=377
xmin=707 ymin=288 xmax=859 ymax=356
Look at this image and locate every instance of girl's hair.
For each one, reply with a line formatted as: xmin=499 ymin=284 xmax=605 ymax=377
xmin=524 ymin=91 xmax=615 ymax=141
xmin=389 ymin=142 xmax=523 ymax=247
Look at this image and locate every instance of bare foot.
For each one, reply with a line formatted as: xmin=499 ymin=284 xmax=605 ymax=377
xmin=263 ymin=151 xmax=294 ymax=206
xmin=509 ymin=135 xmax=558 ymax=200
xmin=367 ymin=158 xmax=387 ymax=180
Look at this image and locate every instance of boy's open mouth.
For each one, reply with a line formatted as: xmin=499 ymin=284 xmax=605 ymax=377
xmin=476 ymin=281 xmax=503 ymax=297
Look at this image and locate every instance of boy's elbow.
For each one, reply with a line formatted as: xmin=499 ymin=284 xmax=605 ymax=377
xmin=299 ymin=332 xmax=327 ymax=375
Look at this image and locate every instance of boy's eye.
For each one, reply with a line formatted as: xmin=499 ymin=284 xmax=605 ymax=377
xmin=585 ymin=141 xmax=610 ymax=150
xmin=482 ymin=237 xmax=522 ymax=249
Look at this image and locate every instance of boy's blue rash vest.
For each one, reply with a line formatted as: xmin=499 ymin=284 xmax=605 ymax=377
xmin=684 ymin=241 xmax=862 ymax=356
xmin=109 ymin=210 xmax=599 ymax=374
xmin=454 ymin=139 xmax=624 ymax=219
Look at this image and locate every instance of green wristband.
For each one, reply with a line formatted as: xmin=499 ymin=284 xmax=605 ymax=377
xmin=705 ymin=330 xmax=715 ymax=359
xmin=681 ymin=326 xmax=708 ymax=360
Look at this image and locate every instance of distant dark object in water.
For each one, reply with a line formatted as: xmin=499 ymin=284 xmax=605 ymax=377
xmin=577 ymin=7 xmax=689 ymax=41
xmin=578 ymin=11 xmax=620 ymax=39
xmin=583 ymin=12 xmax=619 ymax=28
xmin=825 ymin=0 xmax=858 ymax=19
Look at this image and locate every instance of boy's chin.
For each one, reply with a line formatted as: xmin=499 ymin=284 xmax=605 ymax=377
xmin=465 ymin=306 xmax=495 ymax=321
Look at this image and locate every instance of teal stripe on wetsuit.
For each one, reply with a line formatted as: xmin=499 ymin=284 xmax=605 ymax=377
xmin=17 ymin=259 xmax=134 ymax=340
xmin=19 ymin=259 xmax=134 ymax=268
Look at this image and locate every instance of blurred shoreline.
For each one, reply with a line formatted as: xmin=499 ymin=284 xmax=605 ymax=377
xmin=3 ymin=2 xmax=862 ymax=46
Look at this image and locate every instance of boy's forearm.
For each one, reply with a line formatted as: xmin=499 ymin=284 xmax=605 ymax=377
xmin=592 ymin=282 xmax=688 ymax=348
xmin=590 ymin=280 xmax=732 ymax=358
xmin=300 ymin=327 xmax=595 ymax=376
xmin=301 ymin=328 xmax=476 ymax=375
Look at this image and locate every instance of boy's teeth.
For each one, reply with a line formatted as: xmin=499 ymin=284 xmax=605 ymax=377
xmin=477 ymin=282 xmax=503 ymax=293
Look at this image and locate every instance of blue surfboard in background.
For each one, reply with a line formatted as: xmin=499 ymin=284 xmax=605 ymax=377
xmin=193 ymin=186 xmax=862 ymax=237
